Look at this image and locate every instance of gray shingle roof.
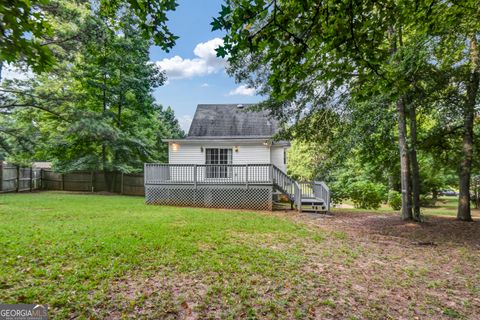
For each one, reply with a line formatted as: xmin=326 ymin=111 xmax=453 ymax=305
xmin=187 ymin=104 xmax=279 ymax=138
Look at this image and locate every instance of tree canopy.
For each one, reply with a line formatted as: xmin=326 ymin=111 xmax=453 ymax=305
xmin=0 ymin=0 xmax=178 ymax=72
xmin=214 ymin=0 xmax=480 ymax=221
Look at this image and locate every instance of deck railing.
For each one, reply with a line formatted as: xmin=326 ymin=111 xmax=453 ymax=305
xmin=271 ymin=164 xmax=295 ymax=196
xmin=313 ymin=181 xmax=330 ymax=211
xmin=296 ymin=181 xmax=331 ymax=211
xmin=298 ymin=181 xmax=315 ymax=198
xmin=145 ymin=163 xmax=272 ymax=185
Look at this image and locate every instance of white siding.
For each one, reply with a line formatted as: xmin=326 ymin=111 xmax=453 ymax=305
xmin=232 ymin=145 xmax=270 ymax=164
xmin=270 ymin=146 xmax=287 ymax=173
xmin=169 ymin=142 xmax=270 ymax=165
xmin=169 ymin=143 xmax=205 ymax=164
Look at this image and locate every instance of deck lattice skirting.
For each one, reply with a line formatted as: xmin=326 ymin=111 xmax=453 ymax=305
xmin=145 ymin=185 xmax=273 ymax=210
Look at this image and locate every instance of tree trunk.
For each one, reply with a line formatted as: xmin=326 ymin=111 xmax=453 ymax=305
xmin=457 ymin=35 xmax=479 ymax=222
xmin=474 ymin=177 xmax=480 ymax=209
xmin=102 ymin=71 xmax=109 ymax=190
xmin=397 ymin=97 xmax=413 ymax=220
xmin=409 ymin=104 xmax=421 ymax=220
xmin=389 ymin=25 xmax=412 ymax=220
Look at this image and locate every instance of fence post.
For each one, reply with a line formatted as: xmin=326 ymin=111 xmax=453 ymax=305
xmin=16 ymin=166 xmax=20 ymax=192
xmin=245 ymin=164 xmax=249 ymax=189
xmin=91 ymin=171 xmax=94 ymax=192
xmin=29 ymin=167 xmax=33 ymax=192
xmin=0 ymin=162 xmax=3 ymax=192
xmin=61 ymin=173 xmax=64 ymax=191
xmin=40 ymin=169 xmax=43 ymax=190
xmin=120 ymin=172 xmax=124 ymax=194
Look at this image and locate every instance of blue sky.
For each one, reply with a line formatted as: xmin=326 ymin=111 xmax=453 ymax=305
xmin=150 ymin=0 xmax=261 ymax=132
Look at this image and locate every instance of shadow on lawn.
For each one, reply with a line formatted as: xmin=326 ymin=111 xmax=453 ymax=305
xmin=300 ymin=210 xmax=480 ymax=248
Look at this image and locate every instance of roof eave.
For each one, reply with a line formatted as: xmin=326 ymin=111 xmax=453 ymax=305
xmin=162 ymin=137 xmax=290 ymax=146
xmin=163 ymin=137 xmax=271 ymax=143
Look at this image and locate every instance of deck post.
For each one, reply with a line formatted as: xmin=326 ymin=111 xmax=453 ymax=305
xmin=269 ymin=164 xmax=273 ymax=183
xmin=245 ymin=164 xmax=249 ymax=189
xmin=193 ymin=164 xmax=197 ymax=189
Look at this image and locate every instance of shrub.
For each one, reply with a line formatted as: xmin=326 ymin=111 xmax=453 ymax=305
xmin=420 ymin=195 xmax=437 ymax=207
xmin=348 ymin=181 xmax=386 ymax=210
xmin=388 ymin=190 xmax=402 ymax=211
xmin=329 ymin=182 xmax=349 ymax=205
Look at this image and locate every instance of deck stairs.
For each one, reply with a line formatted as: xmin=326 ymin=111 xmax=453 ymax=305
xmin=271 ymin=165 xmax=330 ymax=213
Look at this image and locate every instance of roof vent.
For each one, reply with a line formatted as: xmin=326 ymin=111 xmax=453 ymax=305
xmin=237 ymin=104 xmax=244 ymax=109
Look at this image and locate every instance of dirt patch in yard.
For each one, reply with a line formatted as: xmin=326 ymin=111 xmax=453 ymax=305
xmin=286 ymin=210 xmax=480 ymax=319
xmin=100 ymin=210 xmax=480 ymax=319
xmin=289 ymin=210 xmax=480 ymax=247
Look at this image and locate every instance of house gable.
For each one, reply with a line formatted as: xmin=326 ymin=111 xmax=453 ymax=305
xmin=165 ymin=104 xmax=290 ymax=172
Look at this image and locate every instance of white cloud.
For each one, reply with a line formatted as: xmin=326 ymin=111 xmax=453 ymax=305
xmin=155 ymin=38 xmax=226 ymax=80
xmin=178 ymin=115 xmax=193 ymax=132
xmin=1 ymin=63 xmax=33 ymax=82
xmin=200 ymin=83 xmax=210 ymax=87
xmin=228 ymin=85 xmax=256 ymax=96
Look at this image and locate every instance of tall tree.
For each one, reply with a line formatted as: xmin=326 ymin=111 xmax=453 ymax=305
xmin=214 ymin=0 xmax=480 ymax=221
xmin=457 ymin=36 xmax=479 ymax=221
xmin=0 ymin=6 xmax=182 ymax=180
xmin=428 ymin=2 xmax=480 ymax=221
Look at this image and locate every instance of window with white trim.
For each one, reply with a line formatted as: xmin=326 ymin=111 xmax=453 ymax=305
xmin=205 ymin=148 xmax=232 ymax=178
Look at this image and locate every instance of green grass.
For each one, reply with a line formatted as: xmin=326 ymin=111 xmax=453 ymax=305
xmin=0 ymin=192 xmax=315 ymax=318
xmin=1 ymin=192 xmax=478 ymax=319
xmin=336 ymin=196 xmax=471 ymax=217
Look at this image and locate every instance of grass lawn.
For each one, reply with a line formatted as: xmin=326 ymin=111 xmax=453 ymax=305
xmin=1 ymin=192 xmax=479 ymax=319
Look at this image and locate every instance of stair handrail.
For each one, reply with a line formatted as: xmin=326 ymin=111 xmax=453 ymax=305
xmin=294 ymin=180 xmax=302 ymax=212
xmin=313 ymin=181 xmax=330 ymax=212
xmin=271 ymin=165 xmax=294 ymax=196
xmin=272 ymin=165 xmax=304 ymax=212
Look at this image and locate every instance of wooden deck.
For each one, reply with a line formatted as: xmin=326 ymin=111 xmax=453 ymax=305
xmin=144 ymin=163 xmax=330 ymax=212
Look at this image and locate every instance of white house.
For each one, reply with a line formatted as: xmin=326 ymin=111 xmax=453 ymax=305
xmin=164 ymin=104 xmax=290 ymax=173
xmin=144 ymin=104 xmax=329 ymax=212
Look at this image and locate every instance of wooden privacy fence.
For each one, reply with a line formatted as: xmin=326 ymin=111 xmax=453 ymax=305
xmin=0 ymin=164 xmax=42 ymax=192
xmin=41 ymin=170 xmax=144 ymax=195
xmin=0 ymin=164 xmax=144 ymax=196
